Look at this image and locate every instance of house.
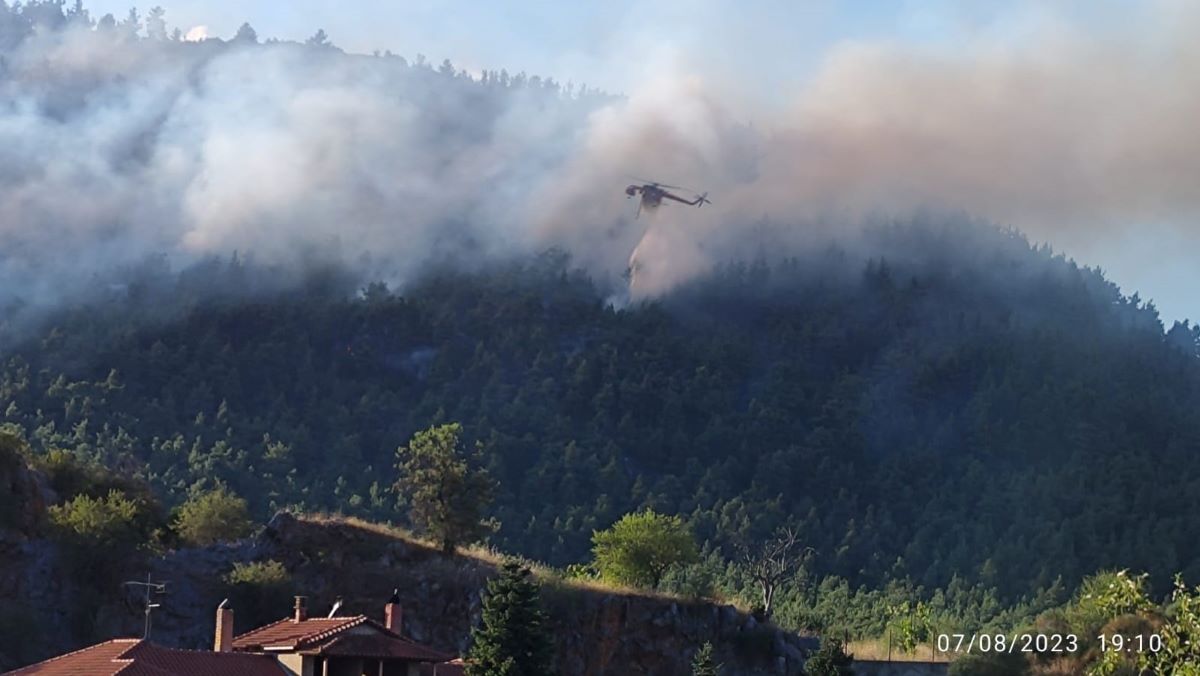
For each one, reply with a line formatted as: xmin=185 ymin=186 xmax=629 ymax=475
xmin=3 ymin=638 xmax=288 ymax=676
xmin=4 ymin=593 xmax=460 ymax=676
xmin=227 ymin=594 xmax=458 ymax=676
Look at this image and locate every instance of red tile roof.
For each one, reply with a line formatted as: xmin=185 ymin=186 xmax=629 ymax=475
xmin=4 ymin=639 xmax=287 ymax=676
xmin=231 ymin=615 xmax=453 ymax=663
xmin=301 ymin=633 xmax=453 ymax=662
xmin=231 ymin=617 xmax=365 ymax=651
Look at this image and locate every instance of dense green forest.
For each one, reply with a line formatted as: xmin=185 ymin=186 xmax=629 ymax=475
xmin=4 ymin=218 xmax=1200 ymax=625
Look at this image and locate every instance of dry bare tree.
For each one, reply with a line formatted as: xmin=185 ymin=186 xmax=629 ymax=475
xmin=740 ymin=527 xmax=814 ymax=618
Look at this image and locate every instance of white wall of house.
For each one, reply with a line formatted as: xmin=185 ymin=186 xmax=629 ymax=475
xmin=276 ymin=652 xmax=311 ymax=676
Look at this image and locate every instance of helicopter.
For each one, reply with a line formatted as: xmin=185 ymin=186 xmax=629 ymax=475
xmin=624 ymin=178 xmax=711 ymax=218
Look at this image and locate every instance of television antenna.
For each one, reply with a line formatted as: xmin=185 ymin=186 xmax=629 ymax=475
xmin=123 ymin=573 xmax=167 ymax=639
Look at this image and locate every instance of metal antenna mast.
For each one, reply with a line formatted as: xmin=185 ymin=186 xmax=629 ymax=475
xmin=122 ymin=573 xmax=167 ymax=639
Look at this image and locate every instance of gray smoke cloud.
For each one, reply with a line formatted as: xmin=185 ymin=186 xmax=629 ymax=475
xmin=0 ymin=24 xmax=590 ymax=316
xmin=2 ymin=2 xmax=1199 ymax=323
xmin=536 ymin=1 xmax=1200 ymax=298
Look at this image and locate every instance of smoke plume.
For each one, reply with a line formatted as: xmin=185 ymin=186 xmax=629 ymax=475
xmin=537 ymin=2 xmax=1200 ymax=297
xmin=1 ymin=2 xmax=1199 ymax=324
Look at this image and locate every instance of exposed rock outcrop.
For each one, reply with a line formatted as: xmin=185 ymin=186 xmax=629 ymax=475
xmin=0 ymin=447 xmax=52 ymax=540
xmin=0 ymin=513 xmax=816 ymax=674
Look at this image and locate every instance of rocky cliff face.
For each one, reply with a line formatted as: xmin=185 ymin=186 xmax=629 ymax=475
xmin=0 ymin=513 xmax=815 ymax=674
xmin=0 ymin=445 xmax=51 ymax=538
xmin=0 ymin=452 xmax=56 ymax=669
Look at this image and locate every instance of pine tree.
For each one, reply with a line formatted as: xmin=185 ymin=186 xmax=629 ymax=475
xmin=395 ymin=422 xmax=496 ymax=553
xmin=692 ymin=641 xmax=721 ymax=676
xmin=233 ymin=22 xmax=258 ymax=44
xmin=305 ymin=28 xmax=330 ymax=47
xmin=467 ymin=561 xmax=554 ymax=676
xmin=805 ymin=638 xmax=854 ymax=676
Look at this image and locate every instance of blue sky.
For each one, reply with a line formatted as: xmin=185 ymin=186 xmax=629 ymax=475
xmin=76 ymin=0 xmax=1146 ymax=117
xmin=81 ymin=1 xmax=1064 ymax=93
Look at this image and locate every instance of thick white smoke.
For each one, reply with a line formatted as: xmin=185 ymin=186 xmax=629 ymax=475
xmin=2 ymin=2 xmax=1200 ymax=319
xmin=0 ymin=25 xmax=588 ymax=313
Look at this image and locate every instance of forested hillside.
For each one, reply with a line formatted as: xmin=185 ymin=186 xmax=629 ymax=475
xmin=7 ymin=3 xmax=1200 ymax=675
xmin=4 ymin=219 xmax=1200 ymax=616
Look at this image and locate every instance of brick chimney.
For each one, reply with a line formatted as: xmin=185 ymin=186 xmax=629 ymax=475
xmin=384 ymin=588 xmax=402 ymax=634
xmin=214 ymin=601 xmax=234 ymax=653
xmin=293 ymin=595 xmax=307 ymax=622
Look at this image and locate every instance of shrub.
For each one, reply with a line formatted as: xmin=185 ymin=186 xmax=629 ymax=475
xmin=804 ymin=638 xmax=854 ymax=676
xmin=1065 ymin=570 xmax=1152 ymax=637
xmin=591 ymin=509 xmax=698 ymax=589
xmin=948 ymin=652 xmax=1030 ymax=676
xmin=659 ymin=551 xmax=725 ymax=599
xmin=225 ymin=560 xmax=293 ymax=628
xmin=35 ymin=449 xmax=147 ymax=503
xmin=47 ymin=488 xmax=157 ymax=582
xmin=226 ymin=560 xmax=291 ymax=586
xmin=174 ymin=486 xmax=255 ymax=546
xmin=48 ymin=490 xmax=145 ymax=547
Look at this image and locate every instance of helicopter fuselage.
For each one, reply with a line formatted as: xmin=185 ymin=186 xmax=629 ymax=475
xmin=624 ymin=182 xmax=710 ymax=217
xmin=626 ymin=184 xmax=667 ymax=209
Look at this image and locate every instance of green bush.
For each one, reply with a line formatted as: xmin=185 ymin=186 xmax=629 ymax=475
xmin=34 ymin=449 xmax=147 ymax=503
xmin=225 ymin=560 xmax=293 ymax=628
xmin=47 ymin=488 xmax=159 ymax=583
xmin=226 ymin=560 xmax=290 ymax=586
xmin=48 ymin=490 xmax=146 ymax=547
xmin=1065 ymin=571 xmax=1153 ymax=637
xmin=174 ymin=486 xmax=255 ymax=546
xmin=948 ymin=652 xmax=1030 ymax=676
xmin=591 ymin=509 xmax=698 ymax=589
xmin=659 ymin=551 xmax=725 ymax=599
xmin=804 ymin=638 xmax=853 ymax=676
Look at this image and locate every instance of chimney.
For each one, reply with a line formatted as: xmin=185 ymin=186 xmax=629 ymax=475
xmin=293 ymin=595 xmax=307 ymax=623
xmin=384 ymin=589 xmax=402 ymax=634
xmin=214 ymin=602 xmax=234 ymax=653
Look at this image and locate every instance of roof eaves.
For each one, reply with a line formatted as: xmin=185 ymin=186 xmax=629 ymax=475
xmin=294 ymin=616 xmax=369 ymax=648
xmin=297 ymin=633 xmax=456 ymax=662
xmin=6 ymin=638 xmax=142 ymax=675
xmin=231 ymin=617 xmax=296 ymax=646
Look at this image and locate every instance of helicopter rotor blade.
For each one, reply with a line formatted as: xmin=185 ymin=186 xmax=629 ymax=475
xmin=626 ymin=175 xmax=686 ymax=190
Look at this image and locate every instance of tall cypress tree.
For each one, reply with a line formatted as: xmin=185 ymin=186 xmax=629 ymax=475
xmin=692 ymin=641 xmax=721 ymax=676
xmin=467 ymin=561 xmax=554 ymax=676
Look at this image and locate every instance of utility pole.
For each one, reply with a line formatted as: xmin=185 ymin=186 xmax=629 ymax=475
xmin=123 ymin=573 xmax=167 ymax=639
